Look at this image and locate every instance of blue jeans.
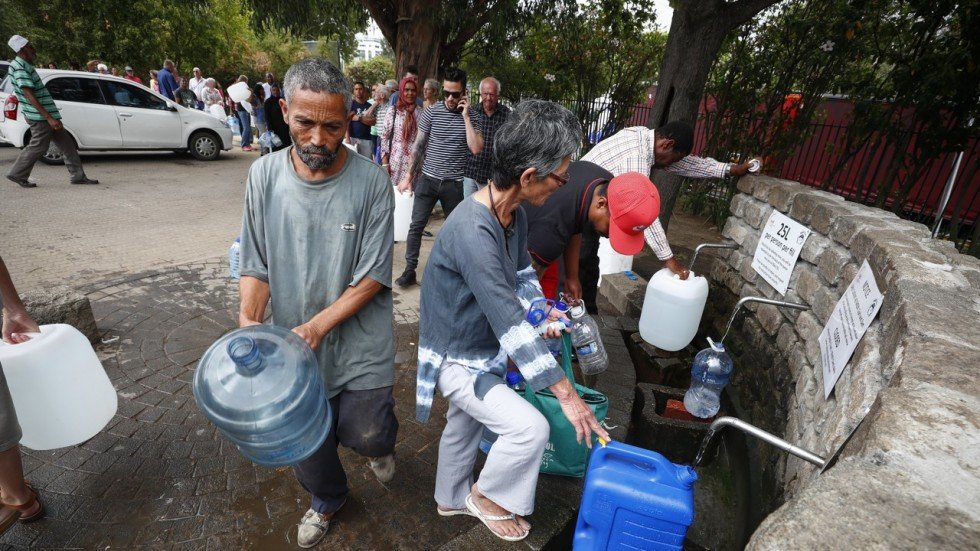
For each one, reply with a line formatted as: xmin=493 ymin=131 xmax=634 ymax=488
xmin=463 ymin=177 xmax=483 ymax=197
xmin=237 ymin=111 xmax=252 ymax=147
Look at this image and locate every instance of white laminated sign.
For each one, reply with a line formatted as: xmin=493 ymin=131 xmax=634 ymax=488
xmin=752 ymin=210 xmax=811 ymax=295
xmin=818 ymin=260 xmax=884 ymax=398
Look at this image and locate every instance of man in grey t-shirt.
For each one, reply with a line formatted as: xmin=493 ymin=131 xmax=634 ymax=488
xmin=238 ymin=58 xmax=397 ymax=549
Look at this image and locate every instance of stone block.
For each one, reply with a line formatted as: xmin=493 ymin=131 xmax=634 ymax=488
xmin=766 ymin=180 xmax=810 ymax=213
xmin=16 ymin=286 xmax=99 ymax=343
xmin=811 ymin=287 xmax=840 ymax=325
xmin=849 ymin=227 xmax=923 ymax=264
xmin=794 ymin=310 xmax=821 ymax=344
xmin=730 ymin=193 xmax=751 ymax=218
xmin=728 ymin=249 xmax=747 ymax=271
xmin=829 ymin=214 xmax=901 ymax=247
xmin=800 ymin=233 xmax=830 ymax=264
xmin=744 ymin=200 xmax=774 ymax=230
xmin=809 ymin=201 xmax=866 ymax=235
xmin=817 ymin=244 xmax=852 ymax=286
xmin=598 ymin=272 xmax=646 ymax=318
xmin=739 ymin=257 xmax=758 ymax=284
xmin=787 ymin=344 xmax=810 ymax=381
xmin=756 ymin=303 xmax=785 ymax=336
xmin=749 ymin=175 xmax=789 ymax=202
xmin=722 ymin=266 xmax=744 ymax=296
xmin=723 ymin=217 xmax=751 ymax=245
xmin=743 ymin=232 xmax=760 ymax=255
xmin=888 ymin=334 xmax=980 ymax=396
xmin=793 ymin=264 xmax=823 ymax=307
xmin=776 ymin=324 xmax=798 ymax=355
xmin=788 ymin=193 xmax=844 ymax=225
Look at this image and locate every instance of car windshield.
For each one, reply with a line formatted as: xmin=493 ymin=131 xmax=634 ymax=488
xmin=0 ymin=75 xmax=12 ymax=94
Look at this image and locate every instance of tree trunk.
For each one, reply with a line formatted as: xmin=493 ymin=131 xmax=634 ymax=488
xmin=646 ymin=0 xmax=780 ymax=229
xmin=393 ymin=0 xmax=442 ymax=79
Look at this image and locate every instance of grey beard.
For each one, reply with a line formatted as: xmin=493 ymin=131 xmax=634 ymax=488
xmin=292 ymin=137 xmax=342 ymax=170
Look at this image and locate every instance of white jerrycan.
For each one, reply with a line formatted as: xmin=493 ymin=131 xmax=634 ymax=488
xmin=638 ymin=242 xmax=738 ymax=351
xmin=393 ymin=186 xmax=414 ymax=242
xmin=0 ymin=324 xmax=118 ymax=450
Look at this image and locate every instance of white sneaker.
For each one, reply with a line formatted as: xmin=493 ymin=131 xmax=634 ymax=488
xmin=368 ymin=454 xmax=396 ymax=483
xmin=297 ymin=508 xmax=331 ymax=548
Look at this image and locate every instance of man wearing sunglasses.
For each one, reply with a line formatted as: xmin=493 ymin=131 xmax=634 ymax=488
xmin=395 ymin=67 xmax=484 ymax=288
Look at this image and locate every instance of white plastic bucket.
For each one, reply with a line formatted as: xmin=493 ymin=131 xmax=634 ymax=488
xmin=598 ymin=237 xmax=634 ymax=277
xmin=0 ymin=324 xmax=118 ymax=450
xmin=393 ymin=187 xmax=414 ymax=242
xmin=227 ymin=82 xmax=251 ymax=103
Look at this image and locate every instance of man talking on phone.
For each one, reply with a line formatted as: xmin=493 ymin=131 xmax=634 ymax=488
xmin=395 ymin=67 xmax=483 ymax=288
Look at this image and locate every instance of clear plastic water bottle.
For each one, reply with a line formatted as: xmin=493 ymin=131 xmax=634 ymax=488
xmin=228 ymin=237 xmax=241 ymax=280
xmin=569 ymin=302 xmax=608 ymax=375
xmin=193 ymin=325 xmax=332 ymax=466
xmin=683 ymin=337 xmax=733 ymax=418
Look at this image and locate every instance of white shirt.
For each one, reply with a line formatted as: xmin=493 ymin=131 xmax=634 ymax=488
xmin=188 ymin=76 xmax=207 ymax=100
xmin=262 ymin=82 xmax=273 ymax=101
xmin=581 ymin=127 xmax=730 ymax=260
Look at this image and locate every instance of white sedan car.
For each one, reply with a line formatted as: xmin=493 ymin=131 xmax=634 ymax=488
xmin=0 ymin=69 xmax=233 ymax=162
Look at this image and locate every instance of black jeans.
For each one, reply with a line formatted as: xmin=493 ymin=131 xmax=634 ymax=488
xmin=292 ymin=386 xmax=399 ymax=514
xmin=404 ymin=175 xmax=464 ymax=271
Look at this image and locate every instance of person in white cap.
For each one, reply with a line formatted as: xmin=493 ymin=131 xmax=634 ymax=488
xmin=96 ymin=63 xmax=108 ymax=75
xmin=4 ymin=35 xmax=99 ymax=188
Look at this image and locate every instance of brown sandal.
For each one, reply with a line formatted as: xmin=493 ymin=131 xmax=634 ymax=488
xmin=5 ymin=482 xmax=43 ymax=523
xmin=0 ymin=504 xmax=20 ymax=535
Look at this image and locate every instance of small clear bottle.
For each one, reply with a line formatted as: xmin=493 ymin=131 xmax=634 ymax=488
xmin=228 ymin=237 xmax=241 ymax=280
xmin=683 ymin=337 xmax=733 ymax=418
xmin=569 ymin=303 xmax=608 ymax=375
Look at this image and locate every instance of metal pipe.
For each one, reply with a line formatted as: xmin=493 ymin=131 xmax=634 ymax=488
xmin=720 ymin=296 xmax=809 ymax=344
xmin=689 ymin=242 xmax=740 ymax=271
xmin=694 ymin=416 xmax=826 ymax=468
xmin=932 ymin=117 xmax=973 ymax=239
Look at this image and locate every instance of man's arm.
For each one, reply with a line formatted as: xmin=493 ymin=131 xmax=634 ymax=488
xmin=464 ymin=111 xmax=484 ymax=154
xmin=562 ymin=234 xmax=584 ymax=301
xmin=0 ymin=255 xmax=40 ymax=343
xmin=20 ymin=86 xmax=61 ymax=130
xmin=292 ymin=277 xmax=384 ymax=350
xmin=238 ymin=276 xmax=270 ymax=327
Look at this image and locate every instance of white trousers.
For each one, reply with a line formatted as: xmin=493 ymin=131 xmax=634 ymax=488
xmin=434 ymin=361 xmax=550 ymax=516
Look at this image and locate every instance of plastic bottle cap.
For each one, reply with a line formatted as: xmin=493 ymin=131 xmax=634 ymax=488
xmin=569 ymin=303 xmax=586 ymax=319
xmin=506 ymin=371 xmax=523 ymax=385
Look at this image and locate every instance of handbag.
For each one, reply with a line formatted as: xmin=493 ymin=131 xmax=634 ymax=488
xmin=522 ymin=333 xmax=608 ymax=477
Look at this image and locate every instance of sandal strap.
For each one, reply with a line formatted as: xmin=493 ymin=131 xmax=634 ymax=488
xmin=480 ymin=512 xmax=516 ymax=522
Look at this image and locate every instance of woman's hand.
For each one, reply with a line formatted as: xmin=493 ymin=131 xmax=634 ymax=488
xmin=396 ymin=176 xmax=413 ymax=194
xmin=550 ymin=378 xmax=610 ymax=448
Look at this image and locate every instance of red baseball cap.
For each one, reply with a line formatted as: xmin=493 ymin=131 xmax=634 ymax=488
xmin=607 ymin=173 xmax=661 ymax=255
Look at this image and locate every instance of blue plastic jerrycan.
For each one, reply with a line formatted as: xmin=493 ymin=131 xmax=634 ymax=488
xmin=193 ymin=325 xmax=332 ymax=467
xmin=574 ymin=441 xmax=697 ymax=550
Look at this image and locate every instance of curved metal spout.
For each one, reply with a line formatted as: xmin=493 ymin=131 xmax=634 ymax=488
xmin=689 ymin=241 xmax=740 ymax=271
xmin=720 ymin=296 xmax=809 ymax=344
xmin=694 ymin=416 xmax=826 ymax=468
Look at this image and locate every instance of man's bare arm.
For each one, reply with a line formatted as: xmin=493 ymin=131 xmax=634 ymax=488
xmin=292 ymin=277 xmax=385 ymax=350
xmin=239 ymin=276 xmax=271 ymax=327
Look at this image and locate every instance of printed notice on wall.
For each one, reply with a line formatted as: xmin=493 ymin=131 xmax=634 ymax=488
xmin=818 ymin=260 xmax=884 ymax=399
xmin=751 ymin=210 xmax=811 ymax=295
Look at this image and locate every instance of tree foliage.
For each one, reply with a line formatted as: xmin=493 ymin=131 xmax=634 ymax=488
xmin=344 ymin=56 xmax=395 ymax=87
xmin=247 ymin=0 xmax=366 ymax=58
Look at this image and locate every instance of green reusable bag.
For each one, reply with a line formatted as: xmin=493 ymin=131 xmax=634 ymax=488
xmin=523 ymin=333 xmax=609 ymax=477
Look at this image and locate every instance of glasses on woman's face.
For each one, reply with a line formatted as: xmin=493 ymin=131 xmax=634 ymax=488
xmin=443 ymin=89 xmax=463 ymax=98
xmin=548 ymin=171 xmax=570 ymax=186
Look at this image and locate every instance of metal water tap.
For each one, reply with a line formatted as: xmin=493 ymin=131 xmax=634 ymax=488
xmin=688 ymin=241 xmax=740 ymax=271
xmin=720 ymin=296 xmax=809 ymax=344
xmin=694 ymin=416 xmax=826 ymax=468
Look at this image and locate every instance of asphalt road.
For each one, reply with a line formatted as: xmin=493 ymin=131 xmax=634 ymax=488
xmin=0 ymin=144 xmax=257 ymax=293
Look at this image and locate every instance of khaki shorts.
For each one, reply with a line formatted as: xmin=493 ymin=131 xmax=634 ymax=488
xmin=0 ymin=363 xmax=22 ymax=452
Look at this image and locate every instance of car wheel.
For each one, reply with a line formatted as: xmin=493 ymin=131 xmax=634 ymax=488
xmin=189 ymin=131 xmax=220 ymax=161
xmin=39 ymin=139 xmax=66 ymax=165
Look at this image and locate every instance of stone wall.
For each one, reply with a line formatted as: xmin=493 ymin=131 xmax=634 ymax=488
xmin=708 ymin=175 xmax=980 ymax=547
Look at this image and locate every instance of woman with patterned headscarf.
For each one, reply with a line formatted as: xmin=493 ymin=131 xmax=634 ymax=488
xmin=380 ymin=76 xmax=420 ymax=185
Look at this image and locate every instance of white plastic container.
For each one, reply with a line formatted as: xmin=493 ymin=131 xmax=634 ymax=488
xmin=393 ymin=186 xmax=414 ymax=242
xmin=598 ymin=237 xmax=633 ymax=276
xmin=0 ymin=325 xmax=118 ymax=450
xmin=226 ymin=82 xmax=251 ymax=103
xmin=639 ymin=268 xmax=709 ymax=351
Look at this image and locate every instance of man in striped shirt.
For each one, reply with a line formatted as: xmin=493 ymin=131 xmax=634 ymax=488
xmin=394 ymin=67 xmax=484 ymax=288
xmin=5 ymin=35 xmax=98 ymax=188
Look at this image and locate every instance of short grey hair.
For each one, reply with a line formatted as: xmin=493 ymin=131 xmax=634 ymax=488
xmin=423 ymin=78 xmax=439 ymax=92
xmin=480 ymin=77 xmax=501 ymax=94
xmin=283 ymin=57 xmax=351 ymax=107
xmin=375 ymin=83 xmax=390 ymax=100
xmin=385 ymin=79 xmax=397 ymax=92
xmin=491 ymin=100 xmax=581 ymax=190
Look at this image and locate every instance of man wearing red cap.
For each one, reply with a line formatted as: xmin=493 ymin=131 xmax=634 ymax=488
xmin=525 ymin=161 xmax=660 ymax=302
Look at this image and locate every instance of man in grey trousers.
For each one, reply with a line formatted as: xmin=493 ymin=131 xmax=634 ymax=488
xmin=5 ymin=35 xmax=98 ymax=188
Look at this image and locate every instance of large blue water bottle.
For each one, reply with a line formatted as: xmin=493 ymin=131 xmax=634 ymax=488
xmin=574 ymin=441 xmax=697 ymax=550
xmin=683 ymin=337 xmax=733 ymax=418
xmin=193 ymin=325 xmax=332 ymax=466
